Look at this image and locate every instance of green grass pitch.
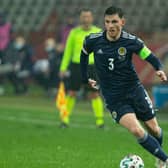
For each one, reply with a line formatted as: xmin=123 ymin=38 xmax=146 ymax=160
xmin=0 ymin=95 xmax=167 ymax=168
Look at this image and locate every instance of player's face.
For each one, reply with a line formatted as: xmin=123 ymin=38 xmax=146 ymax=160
xmin=80 ymin=11 xmax=93 ymax=28
xmin=104 ymin=14 xmax=125 ymax=40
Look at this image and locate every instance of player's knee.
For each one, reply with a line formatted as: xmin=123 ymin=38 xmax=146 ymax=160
xmin=129 ymin=126 xmax=145 ymax=138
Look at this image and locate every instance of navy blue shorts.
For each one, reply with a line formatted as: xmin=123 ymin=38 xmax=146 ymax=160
xmin=105 ymin=85 xmax=155 ymax=123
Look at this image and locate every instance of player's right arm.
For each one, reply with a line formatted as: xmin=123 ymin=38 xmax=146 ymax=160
xmin=80 ymin=36 xmax=94 ymax=84
xmin=59 ymin=30 xmax=74 ymax=75
xmin=80 ymin=33 xmax=103 ymax=89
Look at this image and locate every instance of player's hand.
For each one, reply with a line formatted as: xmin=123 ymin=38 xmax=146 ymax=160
xmin=156 ymin=70 xmax=167 ymax=82
xmin=88 ymin=78 xmax=99 ymax=90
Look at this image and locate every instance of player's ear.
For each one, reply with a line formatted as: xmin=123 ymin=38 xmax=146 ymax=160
xmin=121 ymin=18 xmax=125 ymax=26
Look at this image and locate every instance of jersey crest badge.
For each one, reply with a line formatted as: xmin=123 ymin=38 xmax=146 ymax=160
xmin=118 ymin=47 xmax=127 ymax=61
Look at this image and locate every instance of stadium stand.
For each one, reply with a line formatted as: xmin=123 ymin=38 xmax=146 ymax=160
xmin=0 ymin=0 xmax=168 ymax=33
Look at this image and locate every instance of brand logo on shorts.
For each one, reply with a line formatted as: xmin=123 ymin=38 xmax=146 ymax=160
xmin=111 ymin=111 xmax=117 ymax=119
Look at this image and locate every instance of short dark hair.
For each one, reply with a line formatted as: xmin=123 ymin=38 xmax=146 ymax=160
xmin=104 ymin=6 xmax=124 ymax=18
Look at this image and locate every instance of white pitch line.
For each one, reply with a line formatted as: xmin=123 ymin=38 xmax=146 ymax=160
xmin=0 ymin=160 xmax=60 ymax=164
xmin=0 ymin=115 xmax=168 ymax=135
xmin=0 ymin=115 xmax=111 ymax=130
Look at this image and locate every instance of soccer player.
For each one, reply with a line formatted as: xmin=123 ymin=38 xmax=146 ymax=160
xmin=80 ymin=6 xmax=168 ymax=168
xmin=59 ymin=8 xmax=104 ymax=128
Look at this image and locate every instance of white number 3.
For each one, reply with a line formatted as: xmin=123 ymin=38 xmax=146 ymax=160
xmin=108 ymin=58 xmax=114 ymax=71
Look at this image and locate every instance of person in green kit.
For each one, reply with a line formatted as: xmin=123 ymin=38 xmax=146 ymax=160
xmin=59 ymin=8 xmax=104 ymax=128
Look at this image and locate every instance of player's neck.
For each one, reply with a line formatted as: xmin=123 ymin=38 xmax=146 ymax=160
xmin=81 ymin=25 xmax=92 ymax=31
xmin=106 ymin=31 xmax=121 ymax=41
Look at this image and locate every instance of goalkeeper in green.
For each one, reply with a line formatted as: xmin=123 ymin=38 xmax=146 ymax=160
xmin=59 ymin=8 xmax=104 ymax=128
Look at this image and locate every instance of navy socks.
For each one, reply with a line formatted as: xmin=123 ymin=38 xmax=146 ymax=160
xmin=138 ymin=132 xmax=168 ymax=162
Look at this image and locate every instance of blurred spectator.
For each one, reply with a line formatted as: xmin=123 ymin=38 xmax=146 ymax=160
xmin=33 ymin=38 xmax=62 ymax=97
xmin=60 ymin=14 xmax=75 ymax=48
xmin=0 ymin=11 xmax=13 ymax=62
xmin=3 ymin=36 xmax=34 ymax=94
xmin=0 ymin=11 xmax=13 ymax=95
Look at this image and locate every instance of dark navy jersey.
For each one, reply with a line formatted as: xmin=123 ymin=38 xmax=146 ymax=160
xmin=83 ymin=30 xmax=145 ymax=98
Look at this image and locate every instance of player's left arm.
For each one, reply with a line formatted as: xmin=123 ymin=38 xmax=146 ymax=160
xmin=138 ymin=45 xmax=167 ymax=81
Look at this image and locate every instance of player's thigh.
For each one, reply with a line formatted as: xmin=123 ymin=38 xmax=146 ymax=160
xmin=68 ymin=63 xmax=81 ymax=91
xmin=143 ymin=117 xmax=161 ymax=136
xmin=107 ymin=102 xmax=145 ymax=137
xmin=119 ymin=113 xmax=145 ymax=137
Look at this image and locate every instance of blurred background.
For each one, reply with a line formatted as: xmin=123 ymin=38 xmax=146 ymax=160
xmin=0 ymin=1 xmax=168 ymax=167
xmin=0 ymin=0 xmax=168 ymax=107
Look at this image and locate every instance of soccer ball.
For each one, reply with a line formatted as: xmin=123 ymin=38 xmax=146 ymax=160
xmin=119 ymin=154 xmax=144 ymax=168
